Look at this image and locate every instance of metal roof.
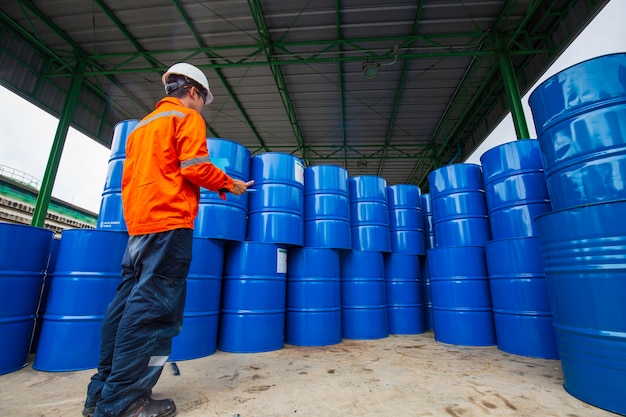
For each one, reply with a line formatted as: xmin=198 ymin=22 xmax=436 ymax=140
xmin=0 ymin=0 xmax=609 ymax=190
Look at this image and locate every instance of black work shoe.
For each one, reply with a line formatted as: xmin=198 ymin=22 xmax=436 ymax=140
xmin=120 ymin=397 xmax=176 ymax=417
xmin=82 ymin=406 xmax=95 ymax=417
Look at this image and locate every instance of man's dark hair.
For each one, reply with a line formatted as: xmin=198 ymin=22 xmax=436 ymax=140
xmin=164 ymin=74 xmax=191 ymax=100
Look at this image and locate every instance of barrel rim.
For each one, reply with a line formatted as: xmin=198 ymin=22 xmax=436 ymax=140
xmin=529 ymin=52 xmax=626 ymax=102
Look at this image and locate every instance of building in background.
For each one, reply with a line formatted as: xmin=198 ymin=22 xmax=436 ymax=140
xmin=0 ymin=164 xmax=96 ymax=235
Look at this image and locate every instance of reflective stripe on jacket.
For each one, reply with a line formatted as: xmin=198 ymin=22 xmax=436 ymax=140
xmin=122 ymin=97 xmax=234 ymax=235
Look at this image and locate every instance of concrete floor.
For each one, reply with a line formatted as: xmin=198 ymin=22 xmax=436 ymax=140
xmin=0 ymin=332 xmax=619 ymax=417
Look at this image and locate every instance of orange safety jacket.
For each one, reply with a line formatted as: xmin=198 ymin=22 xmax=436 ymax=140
xmin=122 ymin=97 xmax=234 ymax=236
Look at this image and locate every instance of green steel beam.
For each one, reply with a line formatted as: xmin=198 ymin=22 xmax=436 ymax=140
xmin=247 ymin=0 xmax=308 ymax=163
xmin=335 ymin=0 xmax=347 ymax=169
xmin=74 ymin=27 xmax=555 ymax=76
xmin=172 ymin=0 xmax=268 ymax=151
xmin=495 ymin=34 xmax=530 ymax=139
xmin=0 ymin=11 xmax=134 ymax=120
xmin=16 ymin=0 xmax=150 ymax=115
xmin=405 ymin=51 xmax=492 ymax=185
xmin=93 ymin=0 xmax=161 ymax=69
xmin=409 ymin=0 xmax=580 ymax=187
xmin=31 ymin=60 xmax=84 ymax=227
xmin=377 ymin=1 xmax=423 ymax=176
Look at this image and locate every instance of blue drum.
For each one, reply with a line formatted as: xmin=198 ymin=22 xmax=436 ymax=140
xmin=348 ymin=176 xmax=391 ymax=252
xmin=0 ymin=223 xmax=53 ymax=375
xmin=303 ymin=165 xmax=351 ymax=249
xmin=218 ymin=242 xmax=288 ymax=352
xmin=248 ymin=153 xmax=304 ymax=246
xmin=286 ymin=247 xmax=341 ymax=346
xmin=386 ymin=185 xmax=425 ymax=255
xmin=485 ymin=237 xmax=558 ymax=359
xmin=428 ymin=164 xmax=491 ymax=247
xmin=195 ymin=138 xmax=251 ymax=241
xmin=421 ymin=257 xmax=434 ymax=331
xmin=340 ymin=250 xmax=388 ymax=339
xmin=33 ymin=229 xmax=128 ymax=371
xmin=170 ymin=238 xmax=224 ymax=360
xmin=480 ymin=140 xmax=552 ymax=239
xmin=537 ymin=200 xmax=626 ymax=415
xmin=97 ymin=119 xmax=139 ymax=231
xmin=428 ymin=245 xmax=495 ymax=346
xmin=384 ymin=253 xmax=424 ymax=334
xmin=529 ymin=53 xmax=626 ymax=210
xmin=421 ymin=193 xmax=436 ymax=249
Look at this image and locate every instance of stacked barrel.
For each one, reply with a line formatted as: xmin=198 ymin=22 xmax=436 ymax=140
xmin=96 ymin=119 xmax=138 ymax=231
xmin=219 ymin=152 xmax=303 ymax=353
xmin=427 ymin=164 xmax=495 ymax=346
xmin=341 ymin=176 xmax=390 ymax=339
xmin=385 ymin=185 xmax=425 ymax=334
xmin=480 ymin=140 xmax=558 ymax=359
xmin=34 ymin=229 xmax=128 ymax=371
xmin=285 ymin=165 xmax=349 ymax=347
xmin=528 ymin=53 xmax=626 ymax=415
xmin=195 ymin=138 xmax=251 ymax=241
xmin=170 ymin=238 xmax=225 ymax=360
xmin=183 ymin=138 xmax=251 ymax=357
xmin=420 ymin=194 xmax=435 ymax=330
xmin=0 ymin=224 xmax=53 ymax=375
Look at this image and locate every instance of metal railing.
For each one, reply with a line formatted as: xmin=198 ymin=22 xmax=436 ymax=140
xmin=0 ymin=164 xmax=40 ymax=189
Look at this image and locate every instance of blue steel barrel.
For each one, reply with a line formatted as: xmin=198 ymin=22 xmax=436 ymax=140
xmin=340 ymin=250 xmax=388 ymax=339
xmin=420 ymin=258 xmax=434 ymax=331
xmin=248 ymin=153 xmax=305 ymax=246
xmin=421 ymin=193 xmax=436 ymax=249
xmin=386 ymin=185 xmax=425 ymax=255
xmin=195 ymin=138 xmax=251 ymax=241
xmin=428 ymin=246 xmax=496 ymax=346
xmin=285 ymin=247 xmax=341 ymax=346
xmin=31 ymin=237 xmax=61 ymax=354
xmin=0 ymin=223 xmax=53 ymax=375
xmin=170 ymin=238 xmax=225 ymax=361
xmin=384 ymin=253 xmax=424 ymax=334
xmin=480 ymin=140 xmax=552 ymax=239
xmin=528 ymin=53 xmax=626 ymax=210
xmin=485 ymin=237 xmax=558 ymax=359
xmin=428 ymin=164 xmax=491 ymax=247
xmin=303 ymin=165 xmax=351 ymax=249
xmin=536 ymin=200 xmax=626 ymax=415
xmin=33 ymin=229 xmax=128 ymax=371
xmin=97 ymin=119 xmax=139 ymax=231
xmin=219 ymin=242 xmax=288 ymax=352
xmin=421 ymin=193 xmax=435 ymax=330
xmin=348 ymin=176 xmax=391 ymax=252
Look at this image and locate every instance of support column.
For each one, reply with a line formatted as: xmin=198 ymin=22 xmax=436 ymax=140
xmin=31 ymin=60 xmax=85 ymax=227
xmin=495 ymin=35 xmax=530 ymax=140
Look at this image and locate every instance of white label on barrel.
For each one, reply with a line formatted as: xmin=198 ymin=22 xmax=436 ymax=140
xmin=294 ymin=160 xmax=304 ymax=185
xmin=277 ymin=248 xmax=288 ymax=274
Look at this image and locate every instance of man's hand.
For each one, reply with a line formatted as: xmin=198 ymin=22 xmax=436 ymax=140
xmin=230 ymin=179 xmax=251 ymax=195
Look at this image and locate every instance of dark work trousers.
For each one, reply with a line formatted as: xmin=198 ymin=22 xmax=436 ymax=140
xmin=85 ymin=228 xmax=192 ymax=417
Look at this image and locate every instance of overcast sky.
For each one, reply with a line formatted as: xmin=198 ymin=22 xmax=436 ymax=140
xmin=0 ymin=0 xmax=625 ymax=214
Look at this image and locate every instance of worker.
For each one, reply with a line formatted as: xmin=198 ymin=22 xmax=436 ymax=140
xmin=83 ymin=63 xmax=250 ymax=417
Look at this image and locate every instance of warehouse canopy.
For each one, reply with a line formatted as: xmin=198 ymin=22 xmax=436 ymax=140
xmin=0 ymin=0 xmax=609 ymax=190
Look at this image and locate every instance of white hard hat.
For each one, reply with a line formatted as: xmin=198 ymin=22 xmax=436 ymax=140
xmin=162 ymin=62 xmax=214 ymax=105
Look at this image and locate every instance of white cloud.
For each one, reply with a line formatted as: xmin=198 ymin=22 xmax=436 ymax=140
xmin=0 ymin=86 xmax=110 ymax=213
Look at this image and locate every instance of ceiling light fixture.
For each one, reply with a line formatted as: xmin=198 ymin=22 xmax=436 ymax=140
xmin=362 ymin=45 xmax=400 ymax=79
xmin=362 ymin=61 xmax=380 ymax=79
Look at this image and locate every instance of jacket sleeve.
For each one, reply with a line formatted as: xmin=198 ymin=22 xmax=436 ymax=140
xmin=177 ymin=112 xmax=234 ymax=196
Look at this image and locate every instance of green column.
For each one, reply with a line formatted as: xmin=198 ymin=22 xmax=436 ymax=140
xmin=496 ymin=36 xmax=530 ymax=140
xmin=31 ymin=60 xmax=85 ymax=227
